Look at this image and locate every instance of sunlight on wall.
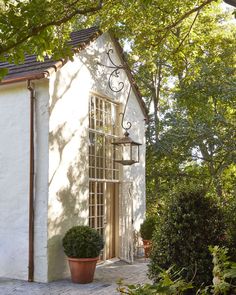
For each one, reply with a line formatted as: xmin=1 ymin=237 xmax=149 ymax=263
xmin=47 ymin=55 xmax=93 ymax=281
xmin=46 ymin=32 xmax=146 ymax=281
xmin=0 ymin=83 xmax=30 ymax=280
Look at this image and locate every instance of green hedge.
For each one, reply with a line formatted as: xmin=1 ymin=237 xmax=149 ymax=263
xmin=148 ymin=186 xmax=226 ymax=287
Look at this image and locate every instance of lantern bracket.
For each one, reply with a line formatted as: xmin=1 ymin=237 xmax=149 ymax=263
xmin=120 ymin=85 xmax=132 ymax=135
xmin=98 ymin=48 xmax=125 ymax=93
xmin=98 ymin=48 xmax=142 ymax=165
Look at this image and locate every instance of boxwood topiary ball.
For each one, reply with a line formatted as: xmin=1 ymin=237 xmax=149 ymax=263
xmin=140 ymin=216 xmax=156 ymax=240
xmin=63 ymin=225 xmax=104 ymax=258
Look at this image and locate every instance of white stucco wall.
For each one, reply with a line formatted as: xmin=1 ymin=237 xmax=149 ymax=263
xmin=123 ymin=90 xmax=146 ymax=231
xmin=47 ymin=32 xmax=146 ymax=280
xmin=33 ymin=80 xmax=50 ymax=282
xmin=47 ymin=57 xmax=92 ymax=281
xmin=88 ymin=33 xmax=146 ymax=257
xmin=0 ymin=79 xmax=50 ymax=282
xmin=0 ymin=82 xmax=30 ymax=280
xmin=0 ymin=32 xmax=146 ymax=283
xmin=92 ymin=33 xmax=146 ymax=234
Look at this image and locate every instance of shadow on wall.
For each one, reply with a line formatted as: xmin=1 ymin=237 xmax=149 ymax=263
xmin=45 ymin=37 xmax=143 ymax=279
xmin=47 ymin=67 xmax=90 ymax=281
xmin=47 ymin=161 xmax=88 ymax=280
xmin=48 ymin=122 xmax=77 ymax=187
xmin=120 ymin=166 xmax=146 ymax=258
xmin=49 ymin=64 xmax=84 ymax=116
xmin=77 ymin=40 xmax=146 ymax=260
xmin=78 ymin=38 xmax=130 ymax=102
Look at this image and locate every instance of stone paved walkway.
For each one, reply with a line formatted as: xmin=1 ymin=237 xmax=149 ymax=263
xmin=0 ymin=259 xmax=150 ymax=295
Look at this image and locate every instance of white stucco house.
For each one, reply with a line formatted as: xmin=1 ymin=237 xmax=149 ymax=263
xmin=0 ymin=27 xmax=146 ymax=283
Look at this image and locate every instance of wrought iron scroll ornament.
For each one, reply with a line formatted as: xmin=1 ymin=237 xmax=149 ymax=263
xmin=98 ymin=48 xmax=125 ymax=93
xmin=98 ymin=48 xmax=132 ymax=132
xmin=98 ymin=48 xmax=142 ymax=165
xmin=120 ymin=85 xmax=132 ymax=136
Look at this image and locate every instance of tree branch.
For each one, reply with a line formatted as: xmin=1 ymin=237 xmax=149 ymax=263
xmin=174 ymin=9 xmax=200 ymax=53
xmin=151 ymin=0 xmax=216 ymax=47
xmin=0 ymin=0 xmax=103 ymax=55
xmin=158 ymin=0 xmax=216 ymax=33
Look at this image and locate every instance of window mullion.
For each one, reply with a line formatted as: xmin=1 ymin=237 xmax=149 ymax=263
xmin=89 ymin=94 xmax=119 ymax=182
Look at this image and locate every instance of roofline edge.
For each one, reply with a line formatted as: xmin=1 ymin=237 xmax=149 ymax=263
xmin=0 ymin=72 xmax=49 ymax=85
xmin=0 ymin=28 xmax=102 ymax=86
xmin=108 ymin=31 xmax=148 ymax=120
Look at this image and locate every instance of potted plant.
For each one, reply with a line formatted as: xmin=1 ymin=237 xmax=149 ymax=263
xmin=140 ymin=216 xmax=156 ymax=258
xmin=62 ymin=225 xmax=104 ymax=284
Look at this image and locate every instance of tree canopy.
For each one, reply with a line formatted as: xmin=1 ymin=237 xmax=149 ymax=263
xmin=0 ymin=0 xmax=224 ymax=77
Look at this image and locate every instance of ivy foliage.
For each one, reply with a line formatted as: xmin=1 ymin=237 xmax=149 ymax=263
xmin=117 ymin=266 xmax=193 ymax=295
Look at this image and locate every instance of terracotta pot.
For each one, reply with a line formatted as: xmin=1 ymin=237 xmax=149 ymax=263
xmin=143 ymin=239 xmax=152 ymax=258
xmin=68 ymin=257 xmax=98 ymax=284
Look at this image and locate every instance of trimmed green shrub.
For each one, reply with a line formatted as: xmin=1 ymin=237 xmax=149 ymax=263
xmin=140 ymin=216 xmax=156 ymax=240
xmin=148 ymin=186 xmax=226 ymax=288
xmin=62 ymin=225 xmax=104 ymax=258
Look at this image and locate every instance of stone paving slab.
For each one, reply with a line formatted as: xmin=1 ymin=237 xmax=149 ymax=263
xmin=0 ymin=259 xmax=150 ymax=295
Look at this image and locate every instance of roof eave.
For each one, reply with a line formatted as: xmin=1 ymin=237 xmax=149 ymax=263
xmin=108 ymin=31 xmax=148 ymax=120
xmin=0 ymin=71 xmax=49 ymax=85
xmin=0 ymin=29 xmax=102 ymax=85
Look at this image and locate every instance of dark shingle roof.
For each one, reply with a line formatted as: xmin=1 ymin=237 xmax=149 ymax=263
xmin=0 ymin=27 xmax=100 ymax=84
xmin=0 ymin=27 xmax=148 ymax=118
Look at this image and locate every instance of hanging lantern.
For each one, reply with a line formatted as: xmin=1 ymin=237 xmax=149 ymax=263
xmin=98 ymin=49 xmax=142 ymax=165
xmin=112 ymin=130 xmax=141 ymax=166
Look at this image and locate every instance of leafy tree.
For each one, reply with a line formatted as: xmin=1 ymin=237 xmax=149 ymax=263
xmin=0 ymin=0 xmax=104 ymax=78
xmin=158 ymin=19 xmax=236 ymax=199
xmin=0 ymin=0 xmax=221 ymax=79
xmin=143 ymin=7 xmax=236 ymax=208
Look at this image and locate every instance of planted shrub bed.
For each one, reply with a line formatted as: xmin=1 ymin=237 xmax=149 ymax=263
xmin=148 ymin=186 xmax=226 ymax=288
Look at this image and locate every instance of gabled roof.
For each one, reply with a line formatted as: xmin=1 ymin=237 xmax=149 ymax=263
xmin=0 ymin=27 xmax=100 ymax=84
xmin=0 ymin=27 xmax=148 ymax=118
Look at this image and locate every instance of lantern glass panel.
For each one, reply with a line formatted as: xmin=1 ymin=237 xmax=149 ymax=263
xmin=123 ymin=143 xmax=132 ymax=161
xmin=131 ymin=144 xmax=139 ymax=163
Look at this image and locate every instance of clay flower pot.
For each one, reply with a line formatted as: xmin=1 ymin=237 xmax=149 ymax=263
xmin=143 ymin=239 xmax=152 ymax=258
xmin=62 ymin=226 xmax=104 ymax=284
xmin=140 ymin=216 xmax=156 ymax=258
xmin=68 ymin=257 xmax=99 ymax=284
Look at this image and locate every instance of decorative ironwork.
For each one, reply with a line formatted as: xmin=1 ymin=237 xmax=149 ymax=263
xmin=120 ymin=112 xmax=132 ymax=135
xmin=112 ymin=85 xmax=141 ymax=166
xmin=98 ymin=49 xmax=125 ymax=93
xmin=120 ymin=85 xmax=132 ymax=135
xmin=98 ymin=49 xmax=142 ymax=165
